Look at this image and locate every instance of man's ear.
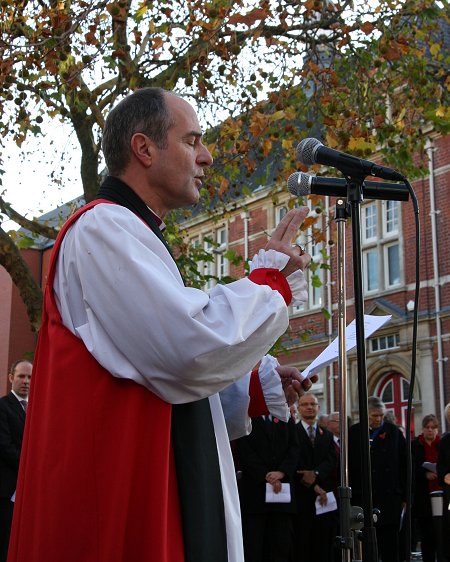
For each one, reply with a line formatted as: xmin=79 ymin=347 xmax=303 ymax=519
xmin=8 ymin=373 xmax=14 ymax=384
xmin=130 ymin=133 xmax=153 ymax=168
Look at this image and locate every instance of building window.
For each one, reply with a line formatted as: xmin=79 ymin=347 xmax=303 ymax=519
xmin=370 ymin=333 xmax=400 ymax=353
xmin=274 ymin=203 xmax=324 ymax=314
xmin=362 ymin=200 xmax=402 ymax=294
xmin=216 ymin=227 xmax=228 ymax=280
xmin=275 ymin=205 xmax=288 ymax=225
xmin=201 ymin=227 xmax=229 ymax=290
xmin=375 ymin=372 xmax=412 ymax=433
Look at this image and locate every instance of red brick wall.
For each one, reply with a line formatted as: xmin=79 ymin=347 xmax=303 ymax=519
xmin=0 ymin=248 xmax=42 ymax=395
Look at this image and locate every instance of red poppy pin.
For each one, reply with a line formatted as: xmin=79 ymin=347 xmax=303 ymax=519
xmin=273 ymin=417 xmax=279 ymax=423
xmin=379 ymin=432 xmax=386 ymax=439
xmin=319 ymin=428 xmax=323 ymax=436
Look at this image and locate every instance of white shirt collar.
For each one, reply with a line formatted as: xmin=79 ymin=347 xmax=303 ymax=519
xmin=301 ymin=419 xmax=316 ymax=432
xmin=11 ymin=390 xmax=28 ymax=402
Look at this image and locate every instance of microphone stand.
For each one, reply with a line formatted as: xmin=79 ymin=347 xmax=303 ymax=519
xmin=334 ymin=178 xmax=378 ymax=562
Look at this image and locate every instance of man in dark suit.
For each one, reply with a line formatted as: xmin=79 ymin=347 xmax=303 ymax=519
xmin=294 ymin=393 xmax=337 ymax=562
xmin=348 ymin=396 xmax=406 ymax=562
xmin=235 ymin=415 xmax=299 ymax=562
xmin=0 ymin=360 xmax=32 ymax=562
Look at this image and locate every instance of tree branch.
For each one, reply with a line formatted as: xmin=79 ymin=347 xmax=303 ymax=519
xmin=0 ymin=225 xmax=42 ymax=332
xmin=0 ymin=196 xmax=59 ymax=240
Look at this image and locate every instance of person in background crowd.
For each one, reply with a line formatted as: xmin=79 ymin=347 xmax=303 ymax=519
xmin=293 ymin=393 xmax=337 ymax=562
xmin=412 ymin=414 xmax=442 ymax=562
xmin=235 ymin=414 xmax=299 ymax=562
xmin=318 ymin=413 xmax=329 ymax=429
xmin=437 ymin=403 xmax=450 ymax=562
xmin=0 ymin=360 xmax=32 ymax=562
xmin=348 ymin=396 xmax=406 ymax=562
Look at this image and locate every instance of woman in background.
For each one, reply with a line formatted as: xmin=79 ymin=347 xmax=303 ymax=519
xmin=412 ymin=414 xmax=441 ymax=562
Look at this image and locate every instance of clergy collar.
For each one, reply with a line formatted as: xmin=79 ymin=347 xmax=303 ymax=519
xmin=146 ymin=205 xmax=165 ymax=231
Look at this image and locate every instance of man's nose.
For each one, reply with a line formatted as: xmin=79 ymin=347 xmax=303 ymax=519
xmin=198 ymin=144 xmax=213 ymax=167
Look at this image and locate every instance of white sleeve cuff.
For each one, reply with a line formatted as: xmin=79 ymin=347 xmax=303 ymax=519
xmin=249 ymin=249 xmax=290 ymax=271
xmin=258 ymin=355 xmax=290 ymax=422
xmin=249 ymin=249 xmax=308 ymax=306
xmin=286 ymin=269 xmax=308 ymax=306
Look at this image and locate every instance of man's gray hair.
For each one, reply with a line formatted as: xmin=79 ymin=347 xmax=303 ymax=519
xmin=102 ymin=87 xmax=176 ymax=177
xmin=368 ymin=396 xmax=385 ymax=410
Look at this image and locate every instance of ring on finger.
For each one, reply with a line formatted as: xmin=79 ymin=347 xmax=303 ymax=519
xmin=295 ymin=242 xmax=305 ymax=256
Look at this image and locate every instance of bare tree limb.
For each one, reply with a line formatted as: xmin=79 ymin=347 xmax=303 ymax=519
xmin=0 ymin=196 xmax=58 ymax=240
xmin=0 ymin=225 xmax=42 ymax=332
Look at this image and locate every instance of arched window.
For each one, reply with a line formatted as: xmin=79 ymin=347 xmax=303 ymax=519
xmin=374 ymin=372 xmax=412 ymax=433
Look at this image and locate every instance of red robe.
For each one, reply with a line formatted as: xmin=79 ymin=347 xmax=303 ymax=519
xmin=8 ymin=201 xmax=185 ymax=562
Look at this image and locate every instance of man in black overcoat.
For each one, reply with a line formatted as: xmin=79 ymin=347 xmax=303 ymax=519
xmin=0 ymin=360 xmax=32 ymax=562
xmin=348 ymin=396 xmax=406 ymax=562
xmin=235 ymin=414 xmax=300 ymax=562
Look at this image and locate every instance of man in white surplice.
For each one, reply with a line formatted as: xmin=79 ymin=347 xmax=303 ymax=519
xmin=17 ymin=88 xmax=312 ymax=562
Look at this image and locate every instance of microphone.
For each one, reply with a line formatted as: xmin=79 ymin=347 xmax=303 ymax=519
xmin=297 ymin=138 xmax=406 ymax=182
xmin=287 ymin=172 xmax=409 ymax=202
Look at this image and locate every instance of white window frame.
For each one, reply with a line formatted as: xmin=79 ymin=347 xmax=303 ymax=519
xmin=362 ymin=200 xmax=402 ymax=295
xmin=197 ymin=226 xmax=229 ymax=290
xmin=370 ymin=333 xmax=400 ymax=353
xmin=290 ymin=203 xmax=324 ymax=314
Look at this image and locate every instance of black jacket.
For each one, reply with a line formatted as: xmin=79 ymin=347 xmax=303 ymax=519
xmin=348 ymin=421 xmax=406 ymax=526
xmin=235 ymin=416 xmax=299 ymax=514
xmin=0 ymin=393 xmax=26 ymax=498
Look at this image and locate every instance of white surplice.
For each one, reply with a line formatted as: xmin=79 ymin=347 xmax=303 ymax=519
xmin=53 ymin=203 xmax=295 ymax=562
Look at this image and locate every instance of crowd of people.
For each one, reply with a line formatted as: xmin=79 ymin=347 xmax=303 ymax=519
xmin=233 ymin=396 xmax=450 ymax=562
xmin=0 ymin=86 xmax=449 ymax=562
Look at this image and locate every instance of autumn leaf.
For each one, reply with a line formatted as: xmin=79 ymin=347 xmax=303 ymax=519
xmin=270 ymin=110 xmax=285 ymax=121
xmin=373 ymin=114 xmax=385 ymax=129
xmin=323 ymin=116 xmax=336 ymax=126
xmin=360 ymin=22 xmax=374 ymax=35
xmin=219 ymin=177 xmax=229 ymax=196
xmin=348 ymin=137 xmax=376 ymax=153
xmin=228 ymin=8 xmax=268 ymax=26
xmin=430 ymin=43 xmax=441 ymax=56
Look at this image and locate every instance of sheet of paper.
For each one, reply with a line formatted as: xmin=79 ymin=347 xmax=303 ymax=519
xmin=422 ymin=462 xmax=437 ymax=473
xmin=301 ymin=315 xmax=392 ymax=379
xmin=265 ymin=482 xmax=291 ymax=503
xmin=315 ymin=491 xmax=338 ymax=514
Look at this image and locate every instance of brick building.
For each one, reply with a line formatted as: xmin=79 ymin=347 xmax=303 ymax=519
xmin=0 ymin=132 xmax=449 ymax=430
xmin=182 ymin=131 xmax=450 ymax=430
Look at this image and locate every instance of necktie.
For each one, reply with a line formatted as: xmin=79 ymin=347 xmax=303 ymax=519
xmin=308 ymin=424 xmax=315 ymax=445
xmin=21 ymin=400 xmax=28 ymax=413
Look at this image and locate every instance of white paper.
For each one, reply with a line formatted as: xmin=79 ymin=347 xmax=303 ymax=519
xmin=11 ymin=491 xmax=15 ymax=502
xmin=301 ymin=315 xmax=392 ymax=379
xmin=315 ymin=491 xmax=338 ymax=514
xmin=265 ymin=482 xmax=291 ymax=503
xmin=422 ymin=462 xmax=437 ymax=473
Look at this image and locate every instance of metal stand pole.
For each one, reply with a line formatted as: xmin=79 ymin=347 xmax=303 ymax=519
xmin=333 ymin=177 xmax=379 ymax=562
